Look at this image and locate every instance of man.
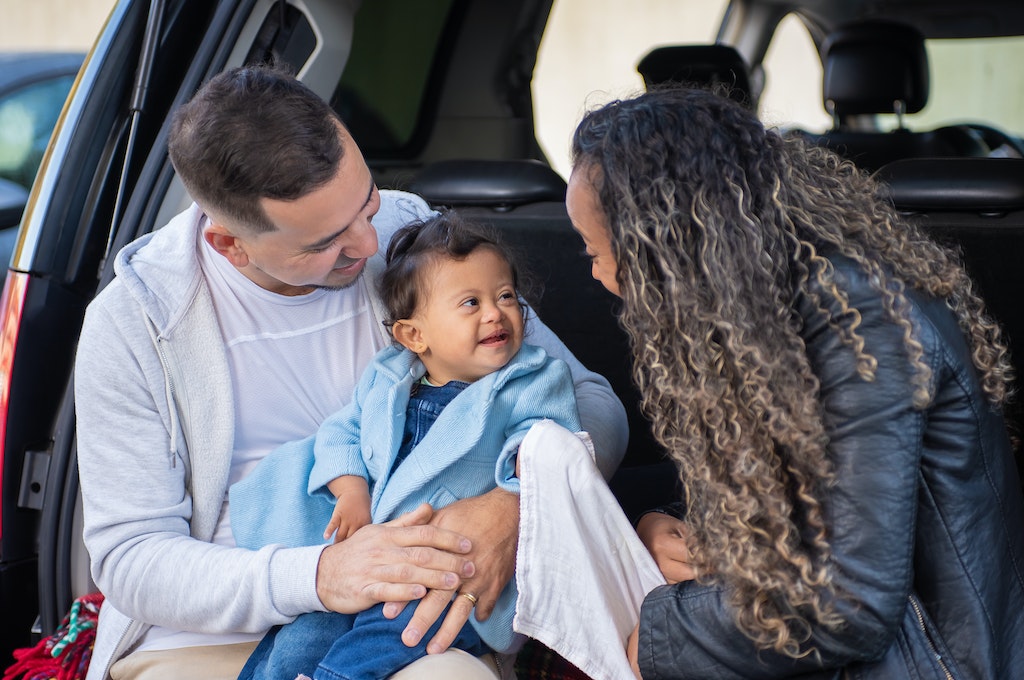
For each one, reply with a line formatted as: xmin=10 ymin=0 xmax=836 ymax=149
xmin=75 ymin=65 xmax=628 ymax=680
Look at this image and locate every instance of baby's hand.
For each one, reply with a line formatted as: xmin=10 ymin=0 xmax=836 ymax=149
xmin=324 ymin=475 xmax=372 ymax=542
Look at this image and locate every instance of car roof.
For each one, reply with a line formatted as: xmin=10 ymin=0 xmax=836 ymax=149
xmin=740 ymin=0 xmax=1024 ymax=39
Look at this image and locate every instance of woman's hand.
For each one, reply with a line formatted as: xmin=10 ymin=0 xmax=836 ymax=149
xmin=314 ymin=503 xmax=475 ymax=614
xmin=389 ymin=488 xmax=519 ymax=653
xmin=636 ymin=512 xmax=697 ymax=583
xmin=627 ymin=624 xmax=642 ymax=678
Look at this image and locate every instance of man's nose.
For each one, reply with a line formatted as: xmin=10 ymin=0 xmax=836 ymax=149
xmin=342 ymin=216 xmax=379 ymax=259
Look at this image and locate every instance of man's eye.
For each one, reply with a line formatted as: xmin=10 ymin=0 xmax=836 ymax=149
xmin=307 ymin=242 xmax=333 ymax=254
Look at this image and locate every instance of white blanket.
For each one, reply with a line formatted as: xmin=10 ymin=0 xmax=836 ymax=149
xmin=514 ymin=420 xmax=668 ymax=680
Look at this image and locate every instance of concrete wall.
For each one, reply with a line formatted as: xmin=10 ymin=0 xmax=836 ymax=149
xmin=0 ymin=0 xmax=114 ymax=51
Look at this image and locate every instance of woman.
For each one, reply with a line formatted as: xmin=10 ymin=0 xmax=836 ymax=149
xmin=566 ymin=87 xmax=1024 ymax=678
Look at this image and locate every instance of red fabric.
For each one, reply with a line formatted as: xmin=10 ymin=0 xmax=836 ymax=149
xmin=3 ymin=593 xmax=104 ymax=680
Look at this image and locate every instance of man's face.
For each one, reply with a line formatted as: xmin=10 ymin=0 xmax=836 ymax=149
xmin=209 ymin=128 xmax=382 ymax=296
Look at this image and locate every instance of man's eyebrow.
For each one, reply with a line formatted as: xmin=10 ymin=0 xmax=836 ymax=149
xmin=302 ymin=183 xmax=375 ymax=250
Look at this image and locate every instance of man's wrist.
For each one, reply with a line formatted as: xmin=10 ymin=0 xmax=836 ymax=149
xmin=280 ymin=544 xmax=331 ymax=614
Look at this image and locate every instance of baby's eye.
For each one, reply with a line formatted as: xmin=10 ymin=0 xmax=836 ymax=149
xmin=461 ymin=297 xmax=480 ymax=308
xmin=498 ymin=291 xmax=517 ymax=302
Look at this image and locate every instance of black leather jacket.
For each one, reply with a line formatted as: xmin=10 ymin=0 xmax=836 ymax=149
xmin=637 ymin=255 xmax=1024 ymax=679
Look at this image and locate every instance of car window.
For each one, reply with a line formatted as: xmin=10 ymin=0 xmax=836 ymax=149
xmin=334 ymin=0 xmax=456 ymax=155
xmin=758 ymin=13 xmax=831 ymax=132
xmin=0 ymin=74 xmax=75 ymax=189
xmin=534 ymin=0 xmax=728 ymax=178
xmin=881 ymin=35 xmax=1024 ymax=137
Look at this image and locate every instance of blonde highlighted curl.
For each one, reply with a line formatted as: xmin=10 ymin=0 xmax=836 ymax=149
xmin=571 ymin=87 xmax=1013 ymax=657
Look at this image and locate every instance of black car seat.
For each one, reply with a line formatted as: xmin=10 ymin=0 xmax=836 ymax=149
xmin=874 ymin=157 xmax=1024 ymax=473
xmin=636 ymin=44 xmax=755 ymax=110
xmin=797 ymin=20 xmax=988 ymax=172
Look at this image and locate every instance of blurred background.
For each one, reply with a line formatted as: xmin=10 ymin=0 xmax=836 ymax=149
xmin=2 ymin=1 xmax=1020 ymax=179
xmin=0 ymin=0 xmax=113 ymax=51
xmin=0 ymin=0 xmax=829 ymax=179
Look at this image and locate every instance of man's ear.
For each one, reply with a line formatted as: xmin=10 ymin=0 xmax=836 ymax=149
xmin=392 ymin=320 xmax=426 ymax=354
xmin=203 ymin=224 xmax=250 ymax=268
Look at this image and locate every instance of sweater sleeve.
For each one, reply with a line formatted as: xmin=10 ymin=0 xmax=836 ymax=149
xmin=638 ymin=264 xmax=933 ymax=678
xmin=523 ymin=313 xmax=628 ymax=480
xmin=76 ymin=292 xmax=326 ymax=636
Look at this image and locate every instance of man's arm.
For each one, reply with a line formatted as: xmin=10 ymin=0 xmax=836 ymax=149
xmin=523 ymin=314 xmax=629 ymax=478
xmin=76 ymin=290 xmax=475 ymax=633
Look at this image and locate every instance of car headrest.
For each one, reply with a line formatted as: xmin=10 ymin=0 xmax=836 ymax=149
xmin=408 ymin=159 xmax=567 ymax=209
xmin=636 ymin=44 xmax=753 ymax=108
xmin=874 ymin=158 xmax=1024 ymax=212
xmin=822 ymin=20 xmax=928 ymax=118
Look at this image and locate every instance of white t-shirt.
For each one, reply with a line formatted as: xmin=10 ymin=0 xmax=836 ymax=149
xmin=137 ymin=227 xmax=386 ymax=651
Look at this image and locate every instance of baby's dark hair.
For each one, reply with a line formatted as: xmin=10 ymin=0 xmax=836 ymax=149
xmin=380 ymin=210 xmax=530 ymax=335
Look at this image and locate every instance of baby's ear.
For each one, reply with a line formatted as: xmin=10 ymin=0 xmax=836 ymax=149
xmin=392 ymin=320 xmax=426 ymax=354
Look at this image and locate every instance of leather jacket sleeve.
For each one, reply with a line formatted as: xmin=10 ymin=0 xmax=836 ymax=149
xmin=637 ymin=257 xmax=939 ymax=678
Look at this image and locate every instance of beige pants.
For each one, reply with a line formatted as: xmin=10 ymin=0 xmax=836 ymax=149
xmin=109 ymin=642 xmax=501 ymax=680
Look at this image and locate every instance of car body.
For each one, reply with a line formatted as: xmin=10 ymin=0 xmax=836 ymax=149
xmin=1 ymin=0 xmax=1022 ymax=671
xmin=0 ymin=52 xmax=84 ymax=262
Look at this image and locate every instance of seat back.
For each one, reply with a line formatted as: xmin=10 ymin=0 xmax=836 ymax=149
xmin=636 ymin=44 xmax=754 ymax=109
xmin=875 ymin=158 xmax=1024 ymax=453
xmin=799 ymin=21 xmax=987 ymax=171
xmin=407 ymin=158 xmax=566 ymax=210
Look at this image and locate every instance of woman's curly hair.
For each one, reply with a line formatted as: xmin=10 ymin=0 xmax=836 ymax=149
xmin=570 ymin=87 xmax=1013 ymax=657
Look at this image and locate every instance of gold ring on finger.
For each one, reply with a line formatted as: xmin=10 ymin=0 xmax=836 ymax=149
xmin=459 ymin=591 xmax=479 ymax=607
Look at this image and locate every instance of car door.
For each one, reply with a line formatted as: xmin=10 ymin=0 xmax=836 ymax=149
xmin=2 ymin=0 xmax=558 ymax=660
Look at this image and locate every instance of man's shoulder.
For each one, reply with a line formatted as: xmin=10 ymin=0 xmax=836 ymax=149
xmin=375 ymin=190 xmax=435 ymax=245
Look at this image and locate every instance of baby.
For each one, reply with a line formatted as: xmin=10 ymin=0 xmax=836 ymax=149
xmin=230 ymin=210 xmax=582 ymax=680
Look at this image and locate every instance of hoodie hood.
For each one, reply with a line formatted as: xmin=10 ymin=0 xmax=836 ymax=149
xmin=112 ymin=203 xmax=207 ymax=337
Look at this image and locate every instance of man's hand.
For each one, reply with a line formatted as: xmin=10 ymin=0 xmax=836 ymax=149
xmin=393 ymin=488 xmax=519 ymax=653
xmin=315 ymin=503 xmax=475 ymax=614
xmin=635 ymin=512 xmax=697 ymax=583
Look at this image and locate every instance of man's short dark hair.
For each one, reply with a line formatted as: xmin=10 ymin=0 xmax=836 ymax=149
xmin=168 ymin=64 xmax=344 ymax=233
